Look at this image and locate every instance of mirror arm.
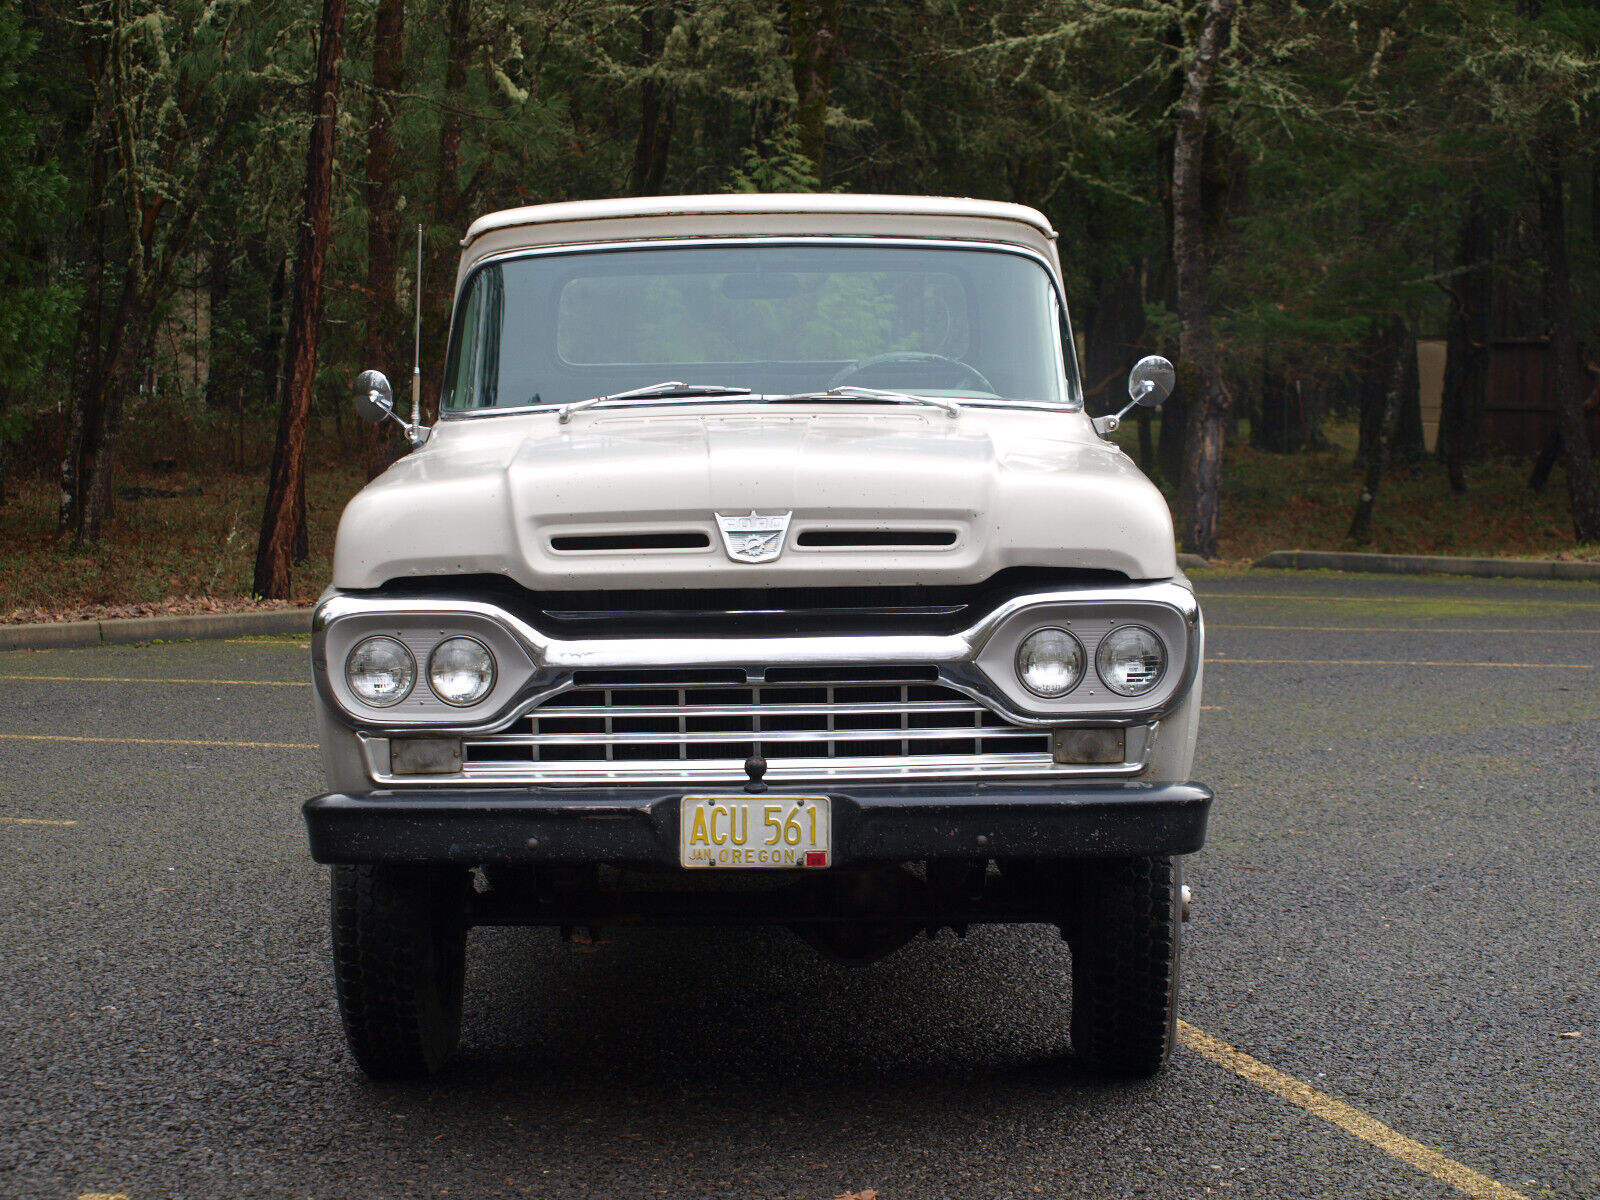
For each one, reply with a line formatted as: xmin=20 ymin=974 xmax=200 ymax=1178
xmin=1092 ymin=380 xmax=1156 ymax=438
xmin=366 ymin=389 xmax=430 ymax=447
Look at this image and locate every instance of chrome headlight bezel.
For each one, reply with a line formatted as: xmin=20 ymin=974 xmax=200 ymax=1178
xmin=972 ymin=595 xmax=1193 ymax=720
xmin=317 ymin=605 xmax=540 ymax=729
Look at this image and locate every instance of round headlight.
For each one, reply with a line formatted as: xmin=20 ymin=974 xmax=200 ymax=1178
xmin=1096 ymin=625 xmax=1167 ymax=696
xmin=1016 ymin=627 xmax=1085 ymax=698
xmin=428 ymin=637 xmax=496 ymax=707
xmin=345 ymin=636 xmax=416 ymax=707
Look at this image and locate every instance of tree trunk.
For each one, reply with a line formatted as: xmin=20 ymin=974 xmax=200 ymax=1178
xmin=1536 ymin=135 xmax=1600 ymax=542
xmin=1172 ymin=0 xmax=1237 ymax=559
xmin=1128 ymin=407 xmax=1153 ymax=476
xmin=1083 ymin=264 xmax=1145 ymax=416
xmin=1346 ymin=315 xmax=1409 ymax=544
xmin=204 ymin=228 xmax=233 ymax=410
xmin=295 ymin=466 xmax=309 ymax=565
xmin=629 ymin=4 xmax=677 ymax=197
xmin=67 ymin=16 xmax=250 ymax=545
xmin=263 ymin=252 xmax=287 ymax=418
xmin=1354 ymin=322 xmax=1384 ymax=467
xmin=254 ymin=0 xmax=346 ymax=599
xmin=60 ymin=54 xmax=113 ymax=535
xmin=421 ymin=0 xmax=473 ymax=420
xmin=1157 ymin=383 xmax=1187 ymax=488
xmin=0 ymin=383 xmax=10 ymax=505
xmin=76 ymin=262 xmax=148 ymax=544
xmin=1528 ymin=429 xmax=1561 ymax=494
xmin=363 ymin=0 xmax=405 ymax=481
xmin=1253 ymin=357 xmax=1299 ymax=453
xmin=790 ymin=0 xmax=841 ymax=180
xmin=1437 ymin=198 xmax=1492 ymax=493
xmin=1393 ymin=345 xmax=1426 ymax=463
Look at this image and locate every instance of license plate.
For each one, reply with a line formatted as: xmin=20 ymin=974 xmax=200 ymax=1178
xmin=679 ymin=795 xmax=831 ymax=869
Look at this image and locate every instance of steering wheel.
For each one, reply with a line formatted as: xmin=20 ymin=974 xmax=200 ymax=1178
xmin=827 ymin=351 xmax=997 ymax=394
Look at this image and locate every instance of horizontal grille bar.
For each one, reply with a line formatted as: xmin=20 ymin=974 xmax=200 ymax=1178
xmin=459 ymin=671 xmax=1061 ymax=779
xmin=457 ymin=752 xmax=1064 ymax=784
xmin=480 ymin=726 xmax=1044 ymax=747
xmin=534 ymin=700 xmax=981 ymax=719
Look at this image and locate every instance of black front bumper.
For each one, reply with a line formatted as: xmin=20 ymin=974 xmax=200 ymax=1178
xmin=303 ymin=779 xmax=1211 ymax=867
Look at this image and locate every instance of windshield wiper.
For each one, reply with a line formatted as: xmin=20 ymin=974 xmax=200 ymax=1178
xmin=555 ymin=381 xmax=752 ymax=423
xmin=765 ymin=386 xmax=962 ymax=419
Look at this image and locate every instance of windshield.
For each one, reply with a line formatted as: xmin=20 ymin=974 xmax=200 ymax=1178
xmin=441 ymin=242 xmax=1080 ymax=413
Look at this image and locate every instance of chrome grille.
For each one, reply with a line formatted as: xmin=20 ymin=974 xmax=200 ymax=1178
xmin=459 ymin=668 xmax=1056 ymax=783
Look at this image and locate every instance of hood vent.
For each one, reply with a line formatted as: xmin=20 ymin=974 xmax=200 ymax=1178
xmin=550 ymin=531 xmax=710 ymax=552
xmin=796 ymin=529 xmax=957 ymax=548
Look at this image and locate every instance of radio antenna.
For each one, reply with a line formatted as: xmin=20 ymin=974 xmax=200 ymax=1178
xmin=410 ymin=223 xmax=423 ymax=435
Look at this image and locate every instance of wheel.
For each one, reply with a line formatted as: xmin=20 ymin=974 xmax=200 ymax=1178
xmin=1066 ymin=855 xmax=1181 ymax=1077
xmin=827 ymin=350 xmax=997 ymax=393
xmin=330 ymin=863 xmax=471 ymax=1080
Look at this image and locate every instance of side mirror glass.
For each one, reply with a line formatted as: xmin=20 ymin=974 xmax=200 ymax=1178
xmin=354 ymin=369 xmax=395 ymax=424
xmin=1128 ymin=355 xmax=1175 ymax=408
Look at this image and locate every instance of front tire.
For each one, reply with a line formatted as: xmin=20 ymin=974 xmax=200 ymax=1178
xmin=1066 ymin=855 xmax=1181 ymax=1077
xmin=331 ymin=864 xmax=470 ymax=1080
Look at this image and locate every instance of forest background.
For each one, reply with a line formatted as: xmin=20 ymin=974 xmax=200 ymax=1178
xmin=2 ymin=0 xmax=1599 ymax=616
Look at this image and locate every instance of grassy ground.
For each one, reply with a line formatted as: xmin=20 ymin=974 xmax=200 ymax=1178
xmin=0 ymin=419 xmax=1592 ymax=622
xmin=0 ymin=457 xmax=365 ymax=621
xmin=1184 ymin=431 xmax=1594 ymax=566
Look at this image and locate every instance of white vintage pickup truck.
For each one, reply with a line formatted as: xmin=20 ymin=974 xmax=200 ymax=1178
xmin=304 ymin=193 xmax=1209 ymax=1079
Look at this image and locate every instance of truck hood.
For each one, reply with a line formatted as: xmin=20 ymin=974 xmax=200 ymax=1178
xmin=331 ymin=404 xmax=1178 ymax=590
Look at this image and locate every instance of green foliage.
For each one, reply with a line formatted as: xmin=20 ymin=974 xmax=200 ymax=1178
xmin=725 ymin=129 xmax=823 ymax=193
xmin=6 ymin=0 xmax=1600 ymax=548
xmin=0 ymin=8 xmax=75 ymax=421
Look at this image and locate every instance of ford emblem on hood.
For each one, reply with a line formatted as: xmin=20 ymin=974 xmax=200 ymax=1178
xmin=716 ymin=511 xmax=792 ymax=563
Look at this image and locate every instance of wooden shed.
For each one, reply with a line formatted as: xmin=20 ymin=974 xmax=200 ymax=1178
xmin=1484 ymin=339 xmax=1598 ymax=457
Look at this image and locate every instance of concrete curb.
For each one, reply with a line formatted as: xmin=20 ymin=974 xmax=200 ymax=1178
xmin=1253 ymin=549 xmax=1600 ymax=581
xmin=0 ymin=608 xmax=315 ymax=653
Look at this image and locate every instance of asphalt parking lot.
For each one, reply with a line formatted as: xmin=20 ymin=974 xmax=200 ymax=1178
xmin=1 ymin=570 xmax=1596 ymax=1200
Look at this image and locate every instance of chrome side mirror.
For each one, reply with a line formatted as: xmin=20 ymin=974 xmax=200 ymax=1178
xmin=354 ymin=370 xmax=396 ymax=424
xmin=1093 ymin=355 xmax=1176 ymax=438
xmin=354 ymin=368 xmax=430 ymax=448
xmin=1128 ymin=355 xmax=1175 ymax=407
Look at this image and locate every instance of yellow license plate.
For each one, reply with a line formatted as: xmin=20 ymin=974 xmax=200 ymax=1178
xmin=679 ymin=795 xmax=832 ymax=869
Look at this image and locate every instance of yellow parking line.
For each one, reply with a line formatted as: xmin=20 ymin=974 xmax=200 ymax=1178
xmin=1178 ymin=1022 xmax=1529 ymax=1200
xmin=0 ymin=674 xmax=308 ymax=687
xmin=0 ymin=816 xmax=78 ymax=826
xmin=1209 ymin=624 xmax=1600 ymax=634
xmin=0 ymin=733 xmax=316 ymax=750
xmin=1199 ymin=592 xmax=1591 ymax=608
xmin=1210 ymin=657 xmax=1592 ymax=670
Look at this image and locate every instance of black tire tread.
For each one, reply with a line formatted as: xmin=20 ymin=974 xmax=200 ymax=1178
xmin=1067 ymin=854 xmax=1181 ymax=1077
xmin=331 ymin=864 xmax=468 ymax=1080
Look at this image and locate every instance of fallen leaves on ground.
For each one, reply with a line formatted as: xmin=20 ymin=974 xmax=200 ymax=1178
xmin=3 ymin=595 xmax=302 ymax=626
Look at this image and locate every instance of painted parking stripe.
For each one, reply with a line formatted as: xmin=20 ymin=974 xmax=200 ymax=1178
xmin=1209 ymin=623 xmax=1600 ymax=634
xmin=0 ymin=816 xmax=78 ymax=826
xmin=1209 ymin=657 xmax=1593 ymax=670
xmin=1199 ymin=592 xmax=1594 ymax=608
xmin=0 ymin=674 xmax=308 ymax=687
xmin=1178 ymin=1022 xmax=1529 ymax=1200
xmin=0 ymin=733 xmax=316 ymax=749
